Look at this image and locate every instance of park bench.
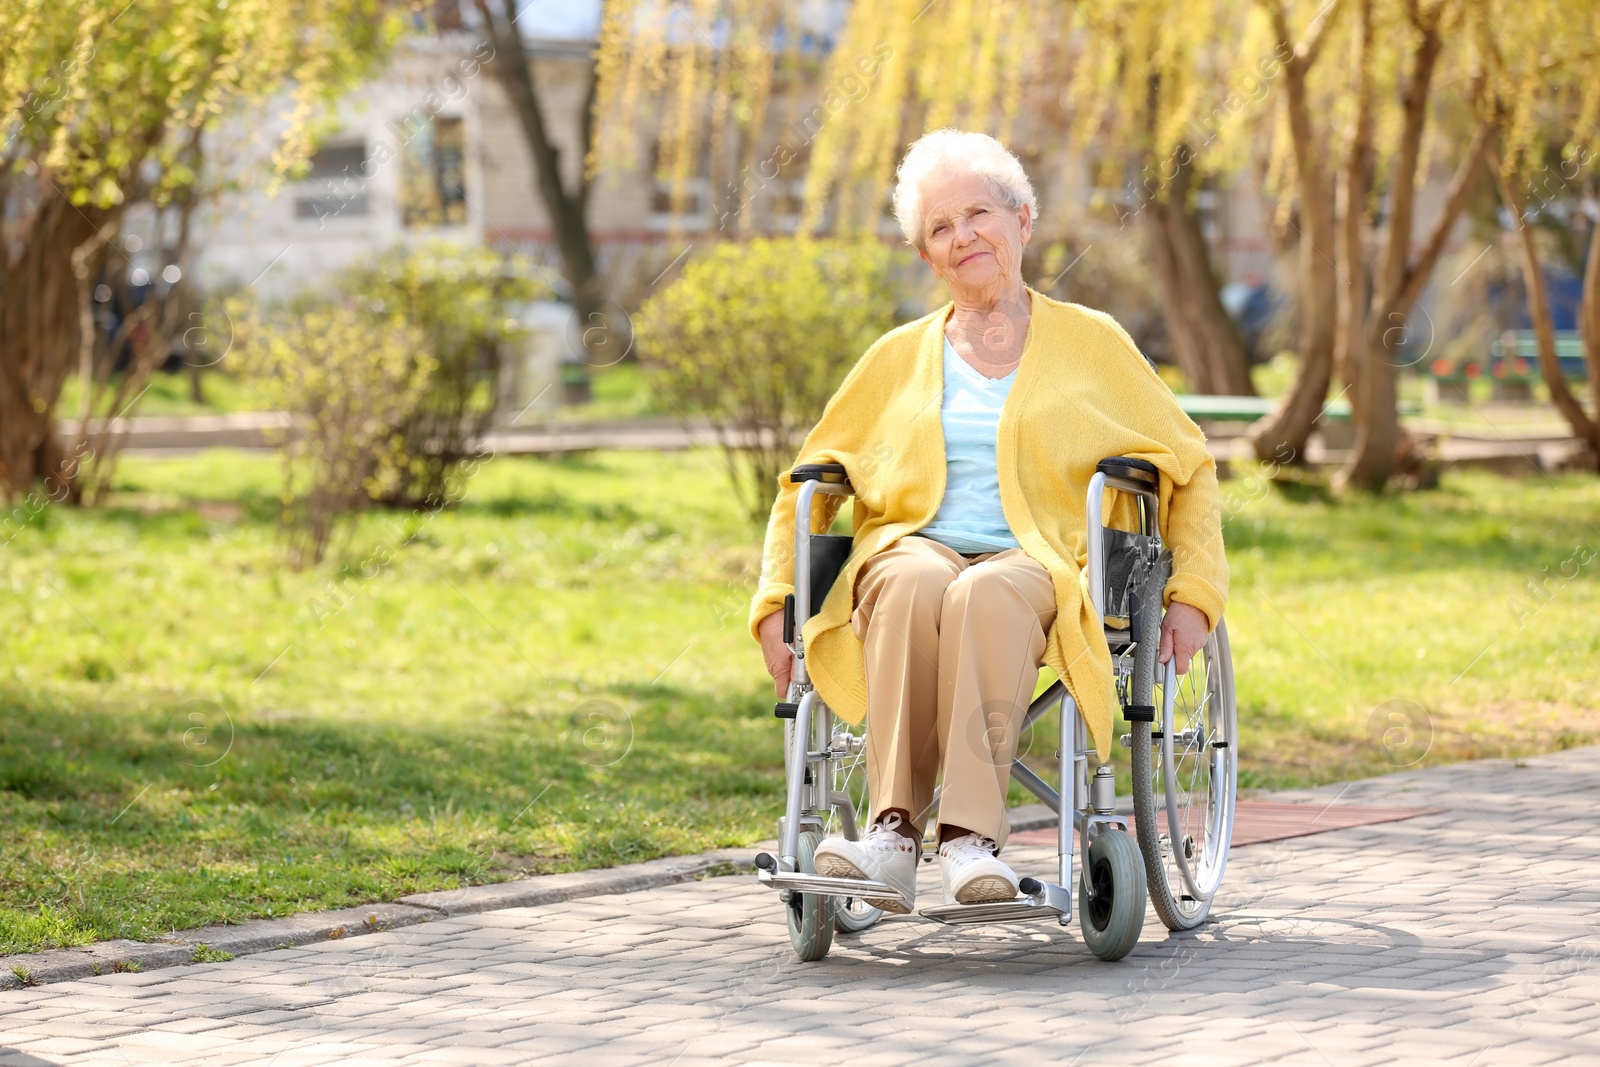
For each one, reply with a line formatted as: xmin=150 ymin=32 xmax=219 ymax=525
xmin=1176 ymin=394 xmax=1350 ymax=423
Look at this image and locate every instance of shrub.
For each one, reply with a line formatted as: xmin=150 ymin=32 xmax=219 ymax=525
xmin=233 ymin=243 xmax=548 ymax=565
xmin=636 ymin=238 xmax=900 ymax=520
xmin=338 ymin=243 xmax=548 ymax=508
xmin=237 ymin=302 xmax=434 ymax=567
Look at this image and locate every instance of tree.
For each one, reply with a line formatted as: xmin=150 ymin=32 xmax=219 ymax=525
xmin=0 ymin=0 xmax=401 ymax=499
xmin=473 ymin=0 xmax=618 ymax=395
xmin=636 ymin=239 xmax=899 ymax=520
xmin=1220 ymin=0 xmax=1499 ymax=487
xmin=1484 ymin=0 xmax=1600 ymax=468
xmin=595 ymin=1 xmax=1254 ymax=391
xmin=1050 ymin=0 xmax=1263 ymax=395
xmin=1244 ymin=0 xmax=1343 ymax=464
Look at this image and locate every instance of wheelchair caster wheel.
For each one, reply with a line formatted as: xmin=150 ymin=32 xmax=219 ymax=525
xmin=786 ymin=829 xmax=836 ymax=961
xmin=835 ymin=894 xmax=884 ymax=934
xmin=1078 ymin=829 xmax=1146 ymax=962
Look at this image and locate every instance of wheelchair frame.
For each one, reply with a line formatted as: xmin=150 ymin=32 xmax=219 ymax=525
xmin=753 ymin=456 xmax=1234 ymax=961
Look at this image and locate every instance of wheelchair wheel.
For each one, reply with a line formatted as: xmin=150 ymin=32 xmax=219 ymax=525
xmin=834 ymin=895 xmax=883 ymax=934
xmin=1132 ymin=618 xmax=1238 ymax=931
xmin=1077 ymin=829 xmax=1146 ymax=961
xmin=786 ymin=829 xmax=836 ymax=961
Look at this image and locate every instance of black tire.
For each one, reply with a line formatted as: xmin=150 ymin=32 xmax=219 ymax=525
xmin=1078 ymin=829 xmax=1146 ymax=962
xmin=786 ymin=829 xmax=836 ymax=961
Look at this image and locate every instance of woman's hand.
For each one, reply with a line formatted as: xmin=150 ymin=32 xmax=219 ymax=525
xmin=757 ymin=610 xmax=793 ymax=698
xmin=1158 ymin=600 xmax=1209 ymax=676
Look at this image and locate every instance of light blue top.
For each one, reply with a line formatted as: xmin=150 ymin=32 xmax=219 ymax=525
xmin=915 ymin=337 xmax=1021 ymax=555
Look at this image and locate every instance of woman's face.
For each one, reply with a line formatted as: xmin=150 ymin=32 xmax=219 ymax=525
xmin=917 ymin=170 xmax=1032 ymax=298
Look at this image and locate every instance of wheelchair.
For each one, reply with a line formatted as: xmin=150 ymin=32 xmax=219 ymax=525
xmin=753 ymin=457 xmax=1238 ymax=962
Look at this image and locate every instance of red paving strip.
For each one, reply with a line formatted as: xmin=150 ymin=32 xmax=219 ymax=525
xmin=1008 ymin=802 xmax=1443 ymax=849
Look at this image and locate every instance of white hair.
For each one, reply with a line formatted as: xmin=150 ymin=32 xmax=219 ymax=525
xmin=892 ymin=129 xmax=1039 ymax=250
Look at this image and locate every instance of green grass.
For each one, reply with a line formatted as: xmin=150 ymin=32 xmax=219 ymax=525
xmin=57 ymin=369 xmax=260 ymax=419
xmin=54 ymin=362 xmax=659 ymax=423
xmin=1 ymin=448 xmax=1597 ymax=955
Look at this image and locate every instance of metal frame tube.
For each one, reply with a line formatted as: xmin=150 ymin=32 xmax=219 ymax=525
xmin=1086 ymin=472 xmax=1108 ymax=622
xmin=791 ymin=481 xmax=820 ymax=687
xmin=779 ymin=690 xmax=818 ymax=872
xmin=1058 ymin=691 xmax=1075 ymax=896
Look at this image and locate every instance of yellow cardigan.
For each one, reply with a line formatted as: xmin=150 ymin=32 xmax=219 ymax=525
xmin=748 ymin=288 xmax=1229 ymax=758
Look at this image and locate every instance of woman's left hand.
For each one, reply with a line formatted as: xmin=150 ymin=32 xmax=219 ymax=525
xmin=1158 ymin=601 xmax=1210 ymax=675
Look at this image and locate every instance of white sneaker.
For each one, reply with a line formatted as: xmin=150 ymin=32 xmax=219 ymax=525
xmin=939 ymin=833 xmax=1019 ymax=905
xmin=813 ymin=813 xmax=919 ymax=914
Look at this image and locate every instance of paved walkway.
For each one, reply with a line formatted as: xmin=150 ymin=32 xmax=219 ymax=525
xmin=4 ymin=748 xmax=1598 ymax=1066
xmin=74 ymin=411 xmax=1585 ymax=473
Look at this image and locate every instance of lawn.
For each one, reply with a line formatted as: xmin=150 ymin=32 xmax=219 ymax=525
xmin=58 ymin=362 xmax=668 ymax=422
xmin=0 ymin=448 xmax=1596 ymax=956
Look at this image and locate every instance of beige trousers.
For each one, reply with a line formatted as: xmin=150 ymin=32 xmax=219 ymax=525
xmin=850 ymin=535 xmax=1058 ymax=851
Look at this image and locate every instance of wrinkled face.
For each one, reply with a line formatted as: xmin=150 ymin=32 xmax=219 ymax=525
xmin=917 ymin=170 xmax=1032 ymax=294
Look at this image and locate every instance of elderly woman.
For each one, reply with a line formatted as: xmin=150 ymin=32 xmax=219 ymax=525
xmin=749 ymin=130 xmax=1228 ymax=914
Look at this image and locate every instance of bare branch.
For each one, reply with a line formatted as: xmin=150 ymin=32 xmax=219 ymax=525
xmin=1391 ymin=118 xmax=1493 ymax=315
xmin=1300 ymin=0 xmax=1346 ymax=69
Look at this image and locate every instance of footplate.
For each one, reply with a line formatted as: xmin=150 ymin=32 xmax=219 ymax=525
xmin=919 ymin=878 xmax=1074 ymax=926
xmin=755 ymin=858 xmax=910 ymax=908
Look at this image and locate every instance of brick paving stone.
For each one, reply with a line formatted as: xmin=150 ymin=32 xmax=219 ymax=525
xmin=10 ymin=748 xmax=1600 ymax=1064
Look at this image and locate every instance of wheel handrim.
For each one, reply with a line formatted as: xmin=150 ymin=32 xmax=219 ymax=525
xmin=1155 ymin=621 xmax=1237 ymax=903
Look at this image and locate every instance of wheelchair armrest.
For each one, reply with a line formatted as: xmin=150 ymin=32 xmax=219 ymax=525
xmin=791 ymin=463 xmax=852 ymax=489
xmin=1096 ymin=456 xmax=1158 ymax=490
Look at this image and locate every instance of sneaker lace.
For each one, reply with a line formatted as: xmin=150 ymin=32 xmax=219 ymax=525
xmin=864 ymin=812 xmax=914 ymax=851
xmin=943 ymin=833 xmax=999 ymax=861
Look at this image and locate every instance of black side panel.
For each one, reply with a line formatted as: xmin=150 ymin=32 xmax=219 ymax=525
xmin=807 ymin=534 xmax=854 ymax=616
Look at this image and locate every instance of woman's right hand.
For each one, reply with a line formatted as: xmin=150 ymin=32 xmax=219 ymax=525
xmin=757 ymin=609 xmax=793 ymax=698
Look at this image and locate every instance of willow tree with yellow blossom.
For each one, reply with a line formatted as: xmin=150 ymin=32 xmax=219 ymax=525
xmin=596 ymin=0 xmax=1597 ymax=487
xmin=1480 ymin=0 xmax=1600 ymax=469
xmin=591 ymin=0 xmax=1265 ymax=399
xmin=0 ymin=0 xmax=405 ymax=499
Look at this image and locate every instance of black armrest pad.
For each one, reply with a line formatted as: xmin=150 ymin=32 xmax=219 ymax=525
xmin=791 ymin=463 xmax=850 ymax=485
xmin=1096 ymin=456 xmax=1159 ymax=487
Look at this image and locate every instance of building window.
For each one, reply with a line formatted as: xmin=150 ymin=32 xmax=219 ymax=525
xmin=648 ymin=140 xmax=711 ymax=231
xmin=401 ymin=115 xmax=467 ymax=228
xmin=294 ymin=140 xmax=370 ymax=223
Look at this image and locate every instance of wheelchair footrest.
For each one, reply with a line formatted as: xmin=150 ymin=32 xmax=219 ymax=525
xmin=757 ymin=866 xmax=909 ymax=906
xmin=919 ymin=879 xmax=1073 ymax=925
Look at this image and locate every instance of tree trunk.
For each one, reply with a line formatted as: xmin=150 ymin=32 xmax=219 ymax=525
xmin=1144 ymin=147 xmax=1256 ymax=396
xmin=1247 ymin=0 xmax=1342 ymax=463
xmin=476 ymin=0 xmax=610 ymax=396
xmin=0 ymin=194 xmax=111 ymax=497
xmin=1499 ymin=159 xmax=1600 ymax=462
xmin=1344 ymin=3 xmax=1445 ymax=490
xmin=1340 ymin=0 xmax=1397 ymax=491
xmin=1576 ymin=206 xmax=1600 ymax=462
